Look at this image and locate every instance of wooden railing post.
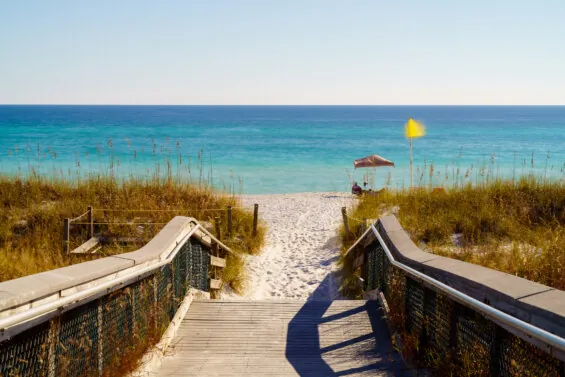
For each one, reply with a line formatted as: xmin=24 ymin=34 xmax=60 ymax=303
xmin=420 ymin=286 xmax=434 ymax=355
xmin=252 ymin=204 xmax=258 ymax=237
xmin=63 ymin=218 xmax=70 ymax=253
xmin=209 ymin=241 xmax=224 ymax=296
xmin=360 ymin=248 xmax=368 ymax=290
xmin=227 ymin=206 xmax=233 ymax=238
xmin=342 ymin=207 xmax=350 ymax=240
xmin=97 ymin=301 xmax=104 ymax=376
xmin=212 ymin=241 xmax=219 ymax=280
xmin=152 ymin=274 xmax=158 ymax=316
xmin=88 ymin=206 xmax=94 ymax=238
xmin=404 ymin=275 xmax=412 ymax=332
xmin=215 ymin=216 xmax=221 ymax=241
xmin=449 ymin=302 xmax=461 ymax=350
xmin=47 ymin=318 xmax=60 ymax=377
xmin=490 ymin=324 xmax=505 ymax=377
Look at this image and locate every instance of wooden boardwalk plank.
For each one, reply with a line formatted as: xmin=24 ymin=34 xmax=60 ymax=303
xmin=151 ymin=300 xmax=407 ymax=376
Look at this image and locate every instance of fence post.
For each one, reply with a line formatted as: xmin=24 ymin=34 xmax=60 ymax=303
xmin=47 ymin=318 xmax=60 ymax=377
xmin=377 ymin=244 xmax=385 ymax=291
xmin=361 ymin=247 xmax=368 ymax=290
xmin=449 ymin=301 xmax=461 ymax=351
xmin=152 ymin=274 xmax=158 ymax=319
xmin=252 ymin=204 xmax=258 ymax=237
xmin=212 ymin=241 xmax=219 ymax=280
xmin=63 ymin=218 xmax=70 ymax=253
xmin=341 ymin=207 xmax=350 ymax=240
xmin=88 ymin=206 xmax=94 ymax=238
xmin=420 ymin=286 xmax=434 ymax=356
xmin=227 ymin=206 xmax=233 ymax=238
xmin=97 ymin=301 xmax=104 ymax=376
xmin=215 ymin=216 xmax=221 ymax=241
xmin=404 ymin=276 xmax=412 ymax=332
xmin=490 ymin=324 xmax=504 ymax=377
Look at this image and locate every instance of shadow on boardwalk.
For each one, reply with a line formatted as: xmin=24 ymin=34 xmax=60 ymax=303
xmin=286 ymin=274 xmax=407 ymax=376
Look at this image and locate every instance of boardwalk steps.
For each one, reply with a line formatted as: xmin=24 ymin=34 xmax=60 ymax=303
xmin=152 ymin=300 xmax=408 ymax=377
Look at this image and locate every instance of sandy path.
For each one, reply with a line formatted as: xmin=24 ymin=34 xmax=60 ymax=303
xmin=223 ymin=192 xmax=357 ymax=300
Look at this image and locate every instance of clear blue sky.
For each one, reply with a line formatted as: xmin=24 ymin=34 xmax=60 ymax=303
xmin=1 ymin=0 xmax=564 ymax=105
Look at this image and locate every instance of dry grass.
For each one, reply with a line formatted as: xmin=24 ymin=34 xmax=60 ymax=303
xmin=0 ymin=174 xmax=265 ymax=292
xmin=340 ymin=176 xmax=565 ymax=291
xmin=340 ymin=160 xmax=565 ymax=375
xmin=0 ymin=147 xmax=266 ymax=377
xmin=0 ymin=141 xmax=264 ymax=377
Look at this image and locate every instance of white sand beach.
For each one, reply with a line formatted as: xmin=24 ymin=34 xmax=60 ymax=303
xmin=223 ymin=192 xmax=358 ymax=300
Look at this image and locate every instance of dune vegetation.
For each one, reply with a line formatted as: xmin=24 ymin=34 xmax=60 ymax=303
xmin=1 ymin=141 xmax=265 ymax=292
xmin=341 ymin=175 xmax=565 ymax=291
xmin=0 ymin=145 xmax=265 ymax=377
xmin=0 ymin=173 xmax=265 ymax=292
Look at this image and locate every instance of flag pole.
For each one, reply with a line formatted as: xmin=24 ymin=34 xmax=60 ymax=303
xmin=409 ymin=137 xmax=413 ymax=189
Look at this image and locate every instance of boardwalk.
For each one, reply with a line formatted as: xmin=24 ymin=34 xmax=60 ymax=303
xmin=152 ymin=300 xmax=407 ymax=376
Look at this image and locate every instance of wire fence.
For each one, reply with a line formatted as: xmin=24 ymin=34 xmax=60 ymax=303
xmin=63 ymin=204 xmax=259 ymax=253
xmin=71 ymin=222 xmax=169 ymax=226
xmin=0 ymin=237 xmax=211 ymax=377
xmin=345 ymin=213 xmax=366 ymax=224
xmin=69 ymin=210 xmax=91 ymax=222
xmin=91 ymin=206 xmax=252 ymax=212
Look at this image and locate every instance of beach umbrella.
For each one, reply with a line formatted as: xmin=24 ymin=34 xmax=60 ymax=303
xmin=353 ymin=154 xmax=395 ymax=168
xmin=405 ymin=118 xmax=426 ymax=188
xmin=353 ymin=154 xmax=394 ymax=189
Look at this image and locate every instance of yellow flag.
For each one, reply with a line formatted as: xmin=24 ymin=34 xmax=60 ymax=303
xmin=405 ymin=118 xmax=426 ymax=138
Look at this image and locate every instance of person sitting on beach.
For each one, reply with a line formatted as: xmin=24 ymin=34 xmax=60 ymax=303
xmin=352 ymin=181 xmax=363 ymax=195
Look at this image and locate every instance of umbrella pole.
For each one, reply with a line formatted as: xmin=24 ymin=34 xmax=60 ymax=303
xmin=409 ymin=137 xmax=413 ymax=189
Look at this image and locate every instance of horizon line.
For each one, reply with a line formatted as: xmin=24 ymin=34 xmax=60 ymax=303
xmin=1 ymin=104 xmax=565 ymax=107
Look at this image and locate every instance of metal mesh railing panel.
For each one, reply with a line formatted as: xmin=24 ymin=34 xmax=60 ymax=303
xmin=102 ymin=287 xmax=134 ymax=369
xmin=381 ymin=249 xmax=407 ymax=306
xmin=189 ymin=239 xmax=210 ymax=291
xmin=456 ymin=308 xmax=493 ymax=374
xmin=361 ymin=235 xmax=565 ymax=376
xmin=499 ymin=331 xmax=564 ymax=377
xmin=381 ymin=249 xmax=392 ymax=297
xmin=189 ymin=240 xmax=201 ymax=290
xmin=376 ymin=243 xmax=386 ymax=291
xmin=0 ymin=236 xmax=212 ymax=377
xmin=173 ymin=241 xmax=189 ymax=305
xmin=132 ymin=277 xmax=156 ymax=340
xmin=405 ymin=277 xmax=425 ymax=337
xmin=377 ymin=249 xmax=393 ymax=296
xmin=156 ymin=264 xmax=174 ymax=327
xmin=0 ymin=321 xmax=50 ymax=377
xmin=364 ymin=246 xmax=377 ymax=291
xmin=56 ymin=301 xmax=100 ymax=377
xmin=425 ymin=291 xmax=452 ymax=354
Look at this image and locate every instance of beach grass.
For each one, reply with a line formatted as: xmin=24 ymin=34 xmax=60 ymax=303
xmin=1 ymin=140 xmax=264 ymax=292
xmin=0 ymin=173 xmax=265 ymax=292
xmin=340 ymin=175 xmax=565 ymax=291
xmin=0 ymin=147 xmax=265 ymax=377
xmin=339 ymin=175 xmax=565 ymax=373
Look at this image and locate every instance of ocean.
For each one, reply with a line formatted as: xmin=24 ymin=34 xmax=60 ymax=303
xmin=1 ymin=105 xmax=564 ymax=194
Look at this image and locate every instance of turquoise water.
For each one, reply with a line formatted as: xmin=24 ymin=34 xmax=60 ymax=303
xmin=1 ymin=105 xmax=564 ymax=194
